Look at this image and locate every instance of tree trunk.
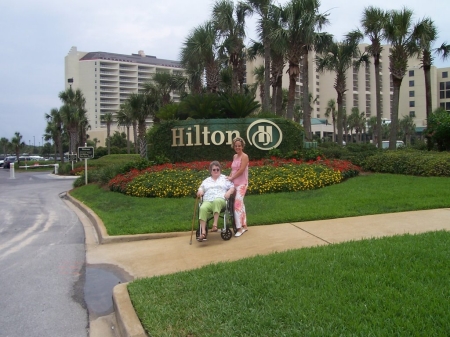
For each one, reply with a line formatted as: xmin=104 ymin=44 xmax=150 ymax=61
xmin=126 ymin=126 xmax=130 ymax=154
xmin=374 ymin=54 xmax=383 ymax=149
xmin=424 ymin=64 xmax=432 ymax=121
xmin=389 ymin=76 xmax=402 ymax=150
xmin=302 ymin=55 xmax=311 ymax=141
xmin=263 ymin=36 xmax=271 ymax=112
xmin=336 ymin=91 xmax=344 ymax=145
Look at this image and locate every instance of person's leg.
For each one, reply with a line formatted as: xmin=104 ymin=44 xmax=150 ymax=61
xmin=211 ymin=198 xmax=226 ymax=230
xmin=198 ymin=201 xmax=213 ymax=241
xmin=234 ymin=184 xmax=248 ymax=235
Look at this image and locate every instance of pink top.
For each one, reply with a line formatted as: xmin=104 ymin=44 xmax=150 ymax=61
xmin=231 ymin=156 xmax=248 ymax=186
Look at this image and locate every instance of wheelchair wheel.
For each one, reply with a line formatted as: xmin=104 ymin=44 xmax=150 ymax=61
xmin=221 ymin=228 xmax=233 ymax=241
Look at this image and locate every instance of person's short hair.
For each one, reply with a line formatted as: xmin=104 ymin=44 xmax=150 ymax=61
xmin=231 ymin=137 xmax=246 ymax=149
xmin=209 ymin=161 xmax=221 ymax=173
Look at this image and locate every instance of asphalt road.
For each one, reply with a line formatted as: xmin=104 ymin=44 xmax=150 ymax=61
xmin=0 ymin=169 xmax=88 ymax=337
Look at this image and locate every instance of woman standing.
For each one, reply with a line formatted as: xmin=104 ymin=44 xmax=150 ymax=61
xmin=228 ymin=137 xmax=249 ymax=237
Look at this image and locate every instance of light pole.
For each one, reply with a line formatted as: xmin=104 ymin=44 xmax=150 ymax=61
xmin=33 ymin=136 xmax=35 ymax=154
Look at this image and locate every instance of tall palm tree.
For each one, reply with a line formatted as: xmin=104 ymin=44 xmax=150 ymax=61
xmin=383 ymin=8 xmax=423 ymax=150
xmin=316 ymin=31 xmax=369 ymax=145
xmin=11 ymin=132 xmax=25 ymax=165
xmin=180 ymin=22 xmax=220 ymax=93
xmin=246 ymin=0 xmax=273 ymax=112
xmin=324 ymin=98 xmax=336 ymax=142
xmin=361 ymin=6 xmax=388 ymax=149
xmin=0 ymin=137 xmax=9 ymax=156
xmin=128 ymin=92 xmax=158 ymax=158
xmin=399 ymin=115 xmax=416 ymax=145
xmin=252 ymin=64 xmax=266 ymax=103
xmin=101 ymin=112 xmax=114 ymax=155
xmin=58 ymin=88 xmax=87 ymax=154
xmin=116 ymin=102 xmax=134 ymax=154
xmin=413 ymin=18 xmax=450 ymax=120
xmin=212 ymin=0 xmax=251 ymax=94
xmin=272 ymin=0 xmax=328 ymax=130
xmin=44 ymin=107 xmax=64 ymax=164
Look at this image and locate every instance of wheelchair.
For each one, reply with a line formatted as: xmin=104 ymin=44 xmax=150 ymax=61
xmin=196 ymin=195 xmax=236 ymax=241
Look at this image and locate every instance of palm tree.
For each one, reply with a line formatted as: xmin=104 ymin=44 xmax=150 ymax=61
xmin=324 ymin=98 xmax=336 ymax=142
xmin=413 ymin=18 xmax=450 ymax=120
xmin=367 ymin=116 xmax=378 ymax=143
xmin=272 ymin=0 xmax=328 ymax=131
xmin=361 ymin=6 xmax=388 ymax=149
xmin=316 ymin=31 xmax=369 ymax=145
xmin=101 ymin=112 xmax=114 ymax=155
xmin=399 ymin=115 xmax=416 ymax=145
xmin=11 ymin=132 xmax=25 ymax=165
xmin=180 ymin=21 xmax=220 ymax=93
xmin=116 ymin=102 xmax=134 ymax=154
xmin=128 ymin=92 xmax=158 ymax=158
xmin=246 ymin=0 xmax=273 ymax=112
xmin=58 ymin=88 xmax=87 ymax=155
xmin=212 ymin=0 xmax=251 ymax=94
xmin=44 ymin=108 xmax=64 ymax=164
xmin=383 ymin=8 xmax=423 ymax=150
xmin=252 ymin=64 xmax=266 ymax=103
xmin=1 ymin=137 xmax=10 ymax=156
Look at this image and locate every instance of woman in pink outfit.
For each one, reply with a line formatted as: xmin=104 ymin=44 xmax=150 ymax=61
xmin=227 ymin=137 xmax=249 ymax=237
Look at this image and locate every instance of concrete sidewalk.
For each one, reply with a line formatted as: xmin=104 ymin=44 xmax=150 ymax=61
xmin=66 ymin=195 xmax=450 ymax=337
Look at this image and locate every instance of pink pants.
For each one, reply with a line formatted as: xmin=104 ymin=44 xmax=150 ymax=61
xmin=234 ymin=184 xmax=247 ymax=230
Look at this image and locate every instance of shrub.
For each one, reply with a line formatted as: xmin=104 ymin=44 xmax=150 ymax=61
xmin=363 ymin=150 xmax=450 ymax=176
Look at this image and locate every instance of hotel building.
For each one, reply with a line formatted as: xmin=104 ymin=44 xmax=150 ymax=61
xmin=64 ymin=46 xmax=184 ymax=146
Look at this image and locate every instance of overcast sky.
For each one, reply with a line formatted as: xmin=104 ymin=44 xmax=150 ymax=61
xmin=0 ymin=0 xmax=448 ymax=147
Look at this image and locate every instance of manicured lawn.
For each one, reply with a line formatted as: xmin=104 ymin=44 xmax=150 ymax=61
xmin=69 ymin=172 xmax=450 ymax=336
xmin=69 ymin=173 xmax=450 ymax=235
xmin=128 ymin=231 xmax=450 ymax=336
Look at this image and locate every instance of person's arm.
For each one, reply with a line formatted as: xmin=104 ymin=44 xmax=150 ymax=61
xmin=229 ymin=153 xmax=249 ymax=181
xmin=197 ymin=179 xmax=206 ymax=198
xmin=224 ymin=185 xmax=235 ymax=199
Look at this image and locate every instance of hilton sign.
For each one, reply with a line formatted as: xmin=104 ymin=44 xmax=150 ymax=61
xmin=171 ymin=119 xmax=283 ymax=151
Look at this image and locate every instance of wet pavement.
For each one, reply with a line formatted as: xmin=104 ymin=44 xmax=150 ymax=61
xmin=84 ymin=264 xmax=133 ymax=320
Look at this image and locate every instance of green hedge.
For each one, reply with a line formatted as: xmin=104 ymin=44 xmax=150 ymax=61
xmin=147 ymin=118 xmax=304 ymax=162
xmin=363 ymin=150 xmax=450 ymax=176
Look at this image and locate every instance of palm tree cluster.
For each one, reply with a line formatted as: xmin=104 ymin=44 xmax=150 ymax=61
xmin=180 ymin=1 xmax=448 ymax=147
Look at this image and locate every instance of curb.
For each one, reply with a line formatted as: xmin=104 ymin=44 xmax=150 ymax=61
xmin=113 ymin=283 xmax=147 ymax=337
xmin=66 ymin=191 xmax=189 ymax=244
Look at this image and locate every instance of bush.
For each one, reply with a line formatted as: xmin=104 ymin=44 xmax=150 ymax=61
xmin=363 ymin=150 xmax=450 ymax=176
xmin=424 ymin=107 xmax=450 ymax=151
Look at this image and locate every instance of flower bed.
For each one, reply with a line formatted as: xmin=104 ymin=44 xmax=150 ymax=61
xmin=108 ymin=157 xmax=360 ymax=198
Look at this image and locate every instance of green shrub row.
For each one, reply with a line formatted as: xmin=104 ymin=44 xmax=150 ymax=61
xmin=363 ymin=150 xmax=450 ymax=176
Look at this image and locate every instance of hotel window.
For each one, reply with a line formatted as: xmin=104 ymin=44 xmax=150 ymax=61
xmin=409 ymin=80 xmax=414 ymax=87
xmin=409 ymin=70 xmax=414 ymax=76
xmin=443 ymin=71 xmax=448 ymax=78
xmin=409 ymin=91 xmax=414 ymax=97
xmin=440 ymin=81 xmax=450 ymax=99
xmin=409 ymin=101 xmax=415 ymax=107
xmin=409 ymin=111 xmax=415 ymax=117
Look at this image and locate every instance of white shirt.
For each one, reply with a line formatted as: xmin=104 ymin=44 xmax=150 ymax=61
xmin=199 ymin=174 xmax=234 ymax=202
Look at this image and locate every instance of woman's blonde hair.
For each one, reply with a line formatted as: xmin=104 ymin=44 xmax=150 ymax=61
xmin=231 ymin=137 xmax=246 ymax=149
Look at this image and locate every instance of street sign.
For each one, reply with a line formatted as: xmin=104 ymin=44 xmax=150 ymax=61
xmin=78 ymin=147 xmax=94 ymax=159
xmin=69 ymin=153 xmax=77 ymax=161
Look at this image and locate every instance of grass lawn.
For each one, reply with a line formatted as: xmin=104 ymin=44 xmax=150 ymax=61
xmin=128 ymin=231 xmax=450 ymax=336
xmin=69 ymin=172 xmax=450 ymax=336
xmin=69 ymin=173 xmax=450 ymax=235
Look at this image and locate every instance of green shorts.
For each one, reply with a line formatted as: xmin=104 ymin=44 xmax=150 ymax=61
xmin=198 ymin=198 xmax=226 ymax=222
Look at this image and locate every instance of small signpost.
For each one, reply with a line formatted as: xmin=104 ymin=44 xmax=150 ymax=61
xmin=78 ymin=145 xmax=94 ymax=185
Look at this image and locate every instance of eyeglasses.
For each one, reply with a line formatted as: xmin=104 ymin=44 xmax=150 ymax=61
xmin=212 ymin=168 xmax=220 ymax=172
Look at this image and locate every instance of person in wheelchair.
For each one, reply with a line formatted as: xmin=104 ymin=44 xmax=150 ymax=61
xmin=196 ymin=161 xmax=235 ymax=242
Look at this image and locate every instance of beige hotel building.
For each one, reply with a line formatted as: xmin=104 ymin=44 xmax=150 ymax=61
xmin=246 ymin=44 xmax=450 ymax=140
xmin=65 ymin=45 xmax=450 ymax=144
xmin=64 ymin=46 xmax=184 ymax=146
